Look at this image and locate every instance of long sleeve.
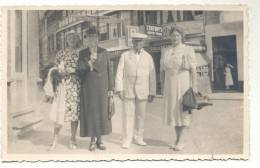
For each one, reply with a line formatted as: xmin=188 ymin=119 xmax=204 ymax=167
xmin=106 ymin=52 xmax=114 ymax=91
xmin=115 ymin=53 xmax=125 ymax=92
xmin=149 ymin=54 xmax=156 ymax=96
xmin=77 ymin=48 xmax=91 ymax=78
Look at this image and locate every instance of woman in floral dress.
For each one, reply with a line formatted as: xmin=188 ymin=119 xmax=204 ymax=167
xmin=48 ymin=30 xmax=81 ymax=150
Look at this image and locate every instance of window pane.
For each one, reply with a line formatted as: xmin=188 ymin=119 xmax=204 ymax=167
xmin=195 ymin=11 xmax=203 ymax=15
xmin=145 ymin=11 xmax=157 ymax=25
xmin=137 ymin=11 xmax=144 ymax=25
xmin=167 ymin=11 xmax=174 ymax=23
xmin=183 ymin=11 xmax=194 ymax=21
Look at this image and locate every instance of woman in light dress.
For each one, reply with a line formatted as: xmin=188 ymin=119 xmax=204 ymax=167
xmin=47 ymin=30 xmax=81 ymax=150
xmin=224 ymin=63 xmax=234 ymax=89
xmin=160 ymin=27 xmax=197 ymax=151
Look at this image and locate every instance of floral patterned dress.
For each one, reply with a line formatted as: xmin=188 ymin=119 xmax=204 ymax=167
xmin=55 ymin=49 xmax=81 ymax=122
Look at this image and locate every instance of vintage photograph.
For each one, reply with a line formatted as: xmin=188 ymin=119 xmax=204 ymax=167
xmin=1 ymin=6 xmax=248 ymax=161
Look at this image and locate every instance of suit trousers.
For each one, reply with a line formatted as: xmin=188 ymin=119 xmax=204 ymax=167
xmin=122 ymin=98 xmax=147 ymax=145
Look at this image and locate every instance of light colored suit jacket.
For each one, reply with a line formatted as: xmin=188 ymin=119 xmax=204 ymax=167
xmin=115 ymin=48 xmax=156 ymax=100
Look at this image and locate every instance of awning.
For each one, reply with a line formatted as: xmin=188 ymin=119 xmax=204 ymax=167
xmin=196 ymin=53 xmax=209 ymax=66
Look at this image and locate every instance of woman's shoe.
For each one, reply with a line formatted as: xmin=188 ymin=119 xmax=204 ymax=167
xmin=168 ymin=144 xmax=176 ymax=150
xmin=69 ymin=140 xmax=77 ymax=150
xmin=47 ymin=138 xmax=58 ymax=151
xmin=173 ymin=144 xmax=184 ymax=151
xmin=96 ymin=142 xmax=106 ymax=150
xmin=89 ymin=141 xmax=96 ymax=151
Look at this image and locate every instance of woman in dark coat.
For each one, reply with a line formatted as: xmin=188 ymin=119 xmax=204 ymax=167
xmin=78 ymin=33 xmax=114 ymax=151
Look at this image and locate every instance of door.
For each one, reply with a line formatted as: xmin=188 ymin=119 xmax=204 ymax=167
xmin=150 ymin=52 xmax=161 ymax=95
xmin=212 ymin=35 xmax=238 ymax=91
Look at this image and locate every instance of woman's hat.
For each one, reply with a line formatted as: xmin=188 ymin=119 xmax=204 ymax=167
xmin=86 ymin=26 xmax=98 ymax=35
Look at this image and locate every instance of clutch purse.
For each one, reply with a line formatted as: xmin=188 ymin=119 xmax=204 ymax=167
xmin=183 ymin=88 xmax=213 ymax=112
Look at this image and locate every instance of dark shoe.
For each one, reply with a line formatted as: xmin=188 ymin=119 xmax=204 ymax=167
xmin=96 ymin=142 xmax=106 ymax=150
xmin=89 ymin=141 xmax=96 ymax=151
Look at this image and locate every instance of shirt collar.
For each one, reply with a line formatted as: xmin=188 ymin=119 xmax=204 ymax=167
xmin=132 ymin=48 xmax=143 ymax=55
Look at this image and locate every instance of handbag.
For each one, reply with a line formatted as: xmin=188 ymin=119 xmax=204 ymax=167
xmin=182 ymin=88 xmax=197 ymax=112
xmin=183 ymin=88 xmax=213 ymax=112
xmin=181 ymin=54 xmax=213 ymax=112
xmin=108 ymin=95 xmax=115 ymax=120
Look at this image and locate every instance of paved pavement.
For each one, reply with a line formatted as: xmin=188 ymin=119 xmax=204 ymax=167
xmin=8 ymin=93 xmax=244 ymax=155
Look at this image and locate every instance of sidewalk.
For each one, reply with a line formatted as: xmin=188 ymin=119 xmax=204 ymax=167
xmin=8 ymin=94 xmax=244 ymax=155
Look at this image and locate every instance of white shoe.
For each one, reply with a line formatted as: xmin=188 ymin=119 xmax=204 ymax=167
xmin=134 ymin=139 xmax=147 ymax=146
xmin=173 ymin=144 xmax=184 ymax=151
xmin=122 ymin=141 xmax=131 ymax=149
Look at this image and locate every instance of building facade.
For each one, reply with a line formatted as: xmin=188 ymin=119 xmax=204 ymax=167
xmin=205 ymin=11 xmax=244 ymax=92
xmin=39 ymin=10 xmax=244 ymax=94
xmin=6 ymin=10 xmax=42 ymax=139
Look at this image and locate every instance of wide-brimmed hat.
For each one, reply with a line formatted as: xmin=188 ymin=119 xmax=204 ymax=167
xmin=131 ymin=33 xmax=148 ymax=40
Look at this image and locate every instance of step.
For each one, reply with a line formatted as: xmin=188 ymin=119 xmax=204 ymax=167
xmin=12 ymin=119 xmax=43 ymax=131
xmin=12 ymin=108 xmax=34 ymax=119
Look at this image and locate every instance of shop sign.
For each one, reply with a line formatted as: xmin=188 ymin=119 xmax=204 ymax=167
xmin=196 ymin=65 xmax=209 ymax=77
xmin=146 ymin=25 xmax=163 ymax=36
xmin=162 ymin=20 xmax=204 ymax=36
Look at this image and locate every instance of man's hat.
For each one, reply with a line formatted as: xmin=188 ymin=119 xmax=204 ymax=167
xmin=131 ymin=33 xmax=148 ymax=40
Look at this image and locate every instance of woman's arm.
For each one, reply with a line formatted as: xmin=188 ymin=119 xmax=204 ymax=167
xmin=77 ymin=48 xmax=91 ymax=77
xmin=188 ymin=47 xmax=198 ymax=92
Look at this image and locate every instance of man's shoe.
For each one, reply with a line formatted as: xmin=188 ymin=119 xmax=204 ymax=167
xmin=134 ymin=139 xmax=147 ymax=146
xmin=121 ymin=141 xmax=131 ymax=149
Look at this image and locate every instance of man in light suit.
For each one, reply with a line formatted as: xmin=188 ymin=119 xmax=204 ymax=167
xmin=115 ymin=33 xmax=156 ymax=149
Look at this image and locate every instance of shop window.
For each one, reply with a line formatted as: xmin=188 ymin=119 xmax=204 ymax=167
xmin=111 ymin=24 xmax=118 ymax=38
xmin=47 ymin=34 xmax=55 ymax=57
xmin=167 ymin=11 xmax=174 ymax=23
xmin=122 ymin=22 xmax=126 ymax=36
xmin=15 ymin=10 xmax=22 ymax=72
xmin=137 ymin=11 xmax=144 ymax=25
xmin=183 ymin=11 xmax=194 ymax=21
xmin=145 ymin=11 xmax=157 ymax=25
xmin=99 ymin=23 xmax=109 ymax=41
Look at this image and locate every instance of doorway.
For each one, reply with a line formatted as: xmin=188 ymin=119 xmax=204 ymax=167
xmin=212 ymin=35 xmax=238 ymax=91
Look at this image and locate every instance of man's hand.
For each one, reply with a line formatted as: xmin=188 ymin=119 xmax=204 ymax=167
xmin=148 ymin=95 xmax=155 ymax=103
xmin=117 ymin=91 xmax=124 ymax=100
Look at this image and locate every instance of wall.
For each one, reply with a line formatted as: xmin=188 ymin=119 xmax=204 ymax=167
xmin=205 ymin=21 xmax=244 ymax=83
xmin=220 ymin=11 xmax=243 ymax=23
xmin=27 ymin=11 xmax=41 ymax=106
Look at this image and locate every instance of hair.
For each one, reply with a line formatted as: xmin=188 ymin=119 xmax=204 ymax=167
xmin=66 ymin=33 xmax=82 ymax=49
xmin=169 ymin=26 xmax=185 ymax=41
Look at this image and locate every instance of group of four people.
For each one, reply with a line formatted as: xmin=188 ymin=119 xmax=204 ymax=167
xmin=45 ymin=25 xmax=197 ymax=152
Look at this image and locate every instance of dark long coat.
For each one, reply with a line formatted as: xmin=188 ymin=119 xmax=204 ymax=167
xmin=78 ymin=47 xmax=113 ymax=137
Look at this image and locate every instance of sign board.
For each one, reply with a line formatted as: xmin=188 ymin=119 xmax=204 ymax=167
xmin=146 ymin=25 xmax=163 ymax=36
xmin=162 ymin=20 xmax=204 ymax=36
